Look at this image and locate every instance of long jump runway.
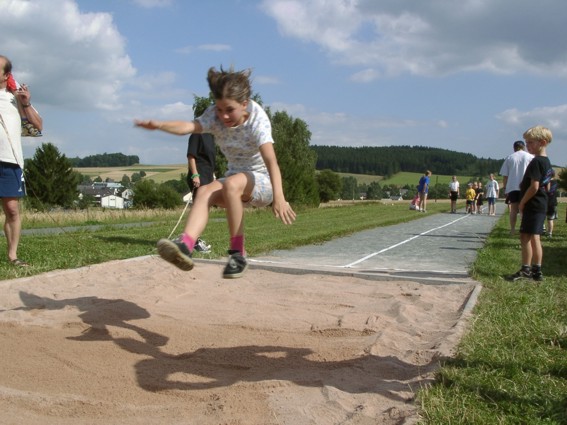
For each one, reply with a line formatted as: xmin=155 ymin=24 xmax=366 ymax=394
xmin=251 ymin=203 xmax=507 ymax=284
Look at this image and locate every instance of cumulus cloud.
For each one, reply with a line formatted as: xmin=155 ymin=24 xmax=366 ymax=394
xmin=497 ymin=104 xmax=567 ymax=144
xmin=261 ymin=0 xmax=567 ymax=78
xmin=0 ymin=0 xmax=136 ymax=110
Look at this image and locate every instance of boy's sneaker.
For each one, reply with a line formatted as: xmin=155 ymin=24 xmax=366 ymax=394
xmin=532 ymin=271 xmax=544 ymax=282
xmin=194 ymin=238 xmax=212 ymax=253
xmin=506 ymin=268 xmax=532 ymax=282
xmin=156 ymin=238 xmax=194 ymax=271
xmin=223 ymin=250 xmax=248 ymax=279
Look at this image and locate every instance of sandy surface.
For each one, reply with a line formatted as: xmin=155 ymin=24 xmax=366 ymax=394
xmin=0 ymin=256 xmax=476 ymax=425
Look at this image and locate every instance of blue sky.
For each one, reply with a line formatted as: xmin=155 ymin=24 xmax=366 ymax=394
xmin=2 ymin=0 xmax=566 ymax=167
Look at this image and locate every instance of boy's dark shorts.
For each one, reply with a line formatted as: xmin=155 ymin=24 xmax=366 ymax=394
xmin=547 ymin=205 xmax=557 ymax=221
xmin=505 ymin=190 xmax=521 ymax=204
xmin=449 ymin=191 xmax=458 ymax=201
xmin=520 ymin=209 xmax=546 ymax=235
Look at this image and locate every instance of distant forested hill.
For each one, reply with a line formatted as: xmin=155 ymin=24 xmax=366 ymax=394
xmin=311 ymin=145 xmax=503 ymax=178
xmin=70 ymin=153 xmax=140 ymax=167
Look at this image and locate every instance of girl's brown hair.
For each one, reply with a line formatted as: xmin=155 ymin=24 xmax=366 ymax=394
xmin=207 ymin=66 xmax=251 ymax=103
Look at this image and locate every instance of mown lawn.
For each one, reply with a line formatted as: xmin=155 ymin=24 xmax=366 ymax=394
xmin=417 ymin=205 xmax=567 ymax=424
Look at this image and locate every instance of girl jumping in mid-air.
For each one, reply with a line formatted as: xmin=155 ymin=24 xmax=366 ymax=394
xmin=135 ymin=66 xmax=296 ymax=278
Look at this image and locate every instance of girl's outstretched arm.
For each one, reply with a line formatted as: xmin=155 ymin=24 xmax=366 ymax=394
xmin=134 ymin=119 xmax=202 ymax=135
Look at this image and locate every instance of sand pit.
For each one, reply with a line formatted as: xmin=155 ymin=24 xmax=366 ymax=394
xmin=0 ymin=256 xmax=476 ymax=424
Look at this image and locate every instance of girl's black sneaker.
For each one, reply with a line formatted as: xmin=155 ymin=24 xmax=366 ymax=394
xmin=223 ymin=250 xmax=248 ymax=279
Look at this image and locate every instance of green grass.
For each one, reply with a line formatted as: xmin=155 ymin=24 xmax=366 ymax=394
xmin=0 ymin=201 xmax=448 ymax=280
xmin=417 ymin=205 xmax=567 ymax=424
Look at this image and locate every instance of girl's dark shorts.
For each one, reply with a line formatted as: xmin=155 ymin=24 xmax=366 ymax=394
xmin=0 ymin=162 xmax=25 ymax=198
xmin=520 ymin=209 xmax=546 ymax=235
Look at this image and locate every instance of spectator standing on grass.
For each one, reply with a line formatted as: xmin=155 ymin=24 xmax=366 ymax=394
xmin=185 ymin=133 xmax=215 ymax=253
xmin=507 ymin=126 xmax=553 ymax=282
xmin=485 ymin=173 xmax=500 ymax=216
xmin=135 ymin=66 xmax=296 ymax=279
xmin=545 ymin=169 xmax=558 ymax=238
xmin=500 ymin=140 xmax=534 ymax=234
xmin=0 ymin=55 xmax=42 ymax=267
xmin=448 ymin=175 xmax=459 ymax=213
xmin=417 ymin=170 xmax=431 ymax=212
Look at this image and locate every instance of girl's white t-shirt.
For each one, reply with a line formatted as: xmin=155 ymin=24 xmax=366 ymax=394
xmin=197 ymin=100 xmax=273 ymax=176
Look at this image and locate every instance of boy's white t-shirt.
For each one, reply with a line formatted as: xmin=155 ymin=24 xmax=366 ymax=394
xmin=197 ymin=100 xmax=274 ymax=176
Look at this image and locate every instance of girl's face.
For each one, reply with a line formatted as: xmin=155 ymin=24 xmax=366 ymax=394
xmin=215 ymin=98 xmax=249 ymax=128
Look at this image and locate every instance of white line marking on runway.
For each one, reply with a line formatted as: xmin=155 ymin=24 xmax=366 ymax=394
xmin=343 ymin=214 xmax=470 ymax=268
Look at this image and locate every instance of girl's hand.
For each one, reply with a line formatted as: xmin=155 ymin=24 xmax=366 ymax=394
xmin=134 ymin=120 xmax=161 ymax=130
xmin=273 ymin=200 xmax=296 ymax=225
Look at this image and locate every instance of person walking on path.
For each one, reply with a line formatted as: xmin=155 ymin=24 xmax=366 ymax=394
xmin=135 ymin=66 xmax=296 ymax=278
xmin=500 ymin=140 xmax=534 ymax=235
xmin=475 ymin=181 xmax=485 ymax=214
xmin=448 ymin=175 xmax=459 ymax=213
xmin=485 ymin=173 xmax=500 ymax=216
xmin=506 ymin=126 xmax=553 ymax=282
xmin=465 ymin=183 xmax=476 ymax=214
xmin=417 ymin=170 xmax=431 ymax=212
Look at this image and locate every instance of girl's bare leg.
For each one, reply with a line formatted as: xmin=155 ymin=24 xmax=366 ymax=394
xmin=183 ymin=180 xmax=224 ymax=240
xmin=221 ymin=173 xmax=255 ymax=237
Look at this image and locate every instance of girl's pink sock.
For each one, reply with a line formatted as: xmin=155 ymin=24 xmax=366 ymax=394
xmin=181 ymin=233 xmax=196 ymax=252
xmin=230 ymin=235 xmax=245 ymax=254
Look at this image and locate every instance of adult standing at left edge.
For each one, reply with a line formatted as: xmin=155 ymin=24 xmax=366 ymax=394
xmin=0 ymin=54 xmax=42 ymax=267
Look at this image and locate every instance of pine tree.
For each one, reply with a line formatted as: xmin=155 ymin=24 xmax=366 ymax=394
xmin=24 ymin=143 xmax=81 ymax=210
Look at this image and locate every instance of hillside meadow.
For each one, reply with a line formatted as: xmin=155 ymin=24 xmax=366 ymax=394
xmin=79 ymin=165 xmax=481 ymax=188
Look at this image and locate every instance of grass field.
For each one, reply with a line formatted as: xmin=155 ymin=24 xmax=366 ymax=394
xmin=77 ymin=164 xmax=187 ymax=184
xmin=1 ymin=201 xmax=566 ymax=423
xmin=81 ymin=165 xmax=479 ymax=188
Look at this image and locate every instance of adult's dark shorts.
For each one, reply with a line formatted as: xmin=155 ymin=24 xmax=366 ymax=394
xmin=505 ymin=190 xmax=521 ymax=204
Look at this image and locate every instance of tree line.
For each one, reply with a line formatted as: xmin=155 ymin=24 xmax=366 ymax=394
xmin=311 ymin=145 xmax=504 ymax=178
xmin=69 ymin=152 xmax=140 ymax=167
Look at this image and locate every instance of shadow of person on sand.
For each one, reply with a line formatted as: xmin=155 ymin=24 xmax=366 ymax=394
xmin=113 ymin=337 xmax=437 ymax=402
xmin=17 ymin=291 xmax=168 ymax=347
xmin=15 ymin=292 xmax=436 ymax=402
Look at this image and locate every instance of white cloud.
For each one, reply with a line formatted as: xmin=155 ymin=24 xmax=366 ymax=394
xmin=0 ymin=0 xmax=136 ymax=111
xmin=261 ymin=0 xmax=567 ymax=78
xmin=497 ymin=104 xmax=567 ymax=144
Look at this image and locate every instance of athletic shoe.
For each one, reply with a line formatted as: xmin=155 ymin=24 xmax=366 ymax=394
xmin=506 ymin=268 xmax=532 ymax=282
xmin=223 ymin=250 xmax=248 ymax=279
xmin=194 ymin=238 xmax=212 ymax=253
xmin=156 ymin=238 xmax=194 ymax=271
xmin=532 ymin=271 xmax=544 ymax=282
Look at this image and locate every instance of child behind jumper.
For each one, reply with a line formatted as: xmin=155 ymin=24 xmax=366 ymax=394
xmin=135 ymin=66 xmax=296 ymax=278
